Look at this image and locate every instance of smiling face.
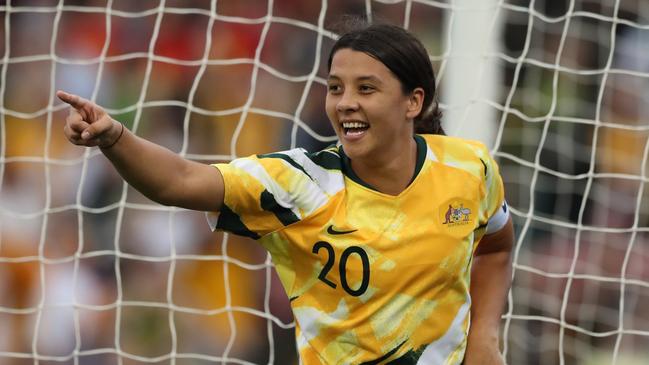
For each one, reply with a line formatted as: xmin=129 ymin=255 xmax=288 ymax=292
xmin=326 ymin=48 xmax=423 ymax=162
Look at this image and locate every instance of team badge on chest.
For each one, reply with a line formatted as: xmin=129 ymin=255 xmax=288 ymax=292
xmin=440 ymin=199 xmax=475 ymax=228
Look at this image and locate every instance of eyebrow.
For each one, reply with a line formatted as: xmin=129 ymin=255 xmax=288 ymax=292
xmin=327 ymin=74 xmax=383 ymax=84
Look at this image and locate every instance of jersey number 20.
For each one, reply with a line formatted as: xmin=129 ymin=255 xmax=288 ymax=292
xmin=312 ymin=241 xmax=370 ymax=297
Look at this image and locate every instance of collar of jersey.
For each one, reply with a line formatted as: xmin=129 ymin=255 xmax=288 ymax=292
xmin=338 ymin=134 xmax=427 ymax=193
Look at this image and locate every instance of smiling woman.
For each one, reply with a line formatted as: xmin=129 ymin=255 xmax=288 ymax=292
xmin=324 ymin=21 xmax=444 ymax=196
xmin=326 ymin=48 xmax=420 ymax=194
xmin=57 ymin=17 xmax=513 ymax=365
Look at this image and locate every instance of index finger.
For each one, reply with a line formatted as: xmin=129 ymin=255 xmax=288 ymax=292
xmin=56 ymin=90 xmax=89 ymax=110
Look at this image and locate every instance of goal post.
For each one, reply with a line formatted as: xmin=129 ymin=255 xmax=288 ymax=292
xmin=441 ymin=0 xmax=503 ymax=146
xmin=1 ymin=1 xmax=648 ymax=365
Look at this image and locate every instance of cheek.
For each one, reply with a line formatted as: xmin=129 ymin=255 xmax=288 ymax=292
xmin=370 ymin=100 xmax=411 ymax=130
xmin=365 ymin=100 xmax=394 ymax=120
xmin=325 ymin=96 xmax=336 ymax=120
xmin=385 ymin=97 xmax=410 ymax=118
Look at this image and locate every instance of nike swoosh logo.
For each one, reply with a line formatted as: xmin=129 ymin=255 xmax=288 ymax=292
xmin=327 ymin=225 xmax=357 ymax=235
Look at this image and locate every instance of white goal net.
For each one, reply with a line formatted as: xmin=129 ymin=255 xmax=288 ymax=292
xmin=0 ymin=1 xmax=648 ymax=364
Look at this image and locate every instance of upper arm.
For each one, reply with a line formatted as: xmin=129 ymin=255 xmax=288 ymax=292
xmin=173 ymin=160 xmax=225 ymax=212
xmin=473 ymin=142 xmax=512 ymax=255
xmin=475 ymin=216 xmax=514 ymax=256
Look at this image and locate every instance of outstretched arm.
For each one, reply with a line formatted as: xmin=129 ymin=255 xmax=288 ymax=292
xmin=464 ymin=217 xmax=514 ymax=365
xmin=58 ymin=90 xmax=224 ymax=212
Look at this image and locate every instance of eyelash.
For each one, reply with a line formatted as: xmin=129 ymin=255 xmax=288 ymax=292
xmin=327 ymin=84 xmax=375 ymax=94
xmin=359 ymin=85 xmax=374 ymax=93
xmin=328 ymin=84 xmax=342 ymax=93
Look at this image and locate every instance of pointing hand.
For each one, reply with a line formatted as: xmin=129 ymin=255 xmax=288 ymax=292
xmin=57 ymin=90 xmax=123 ymax=149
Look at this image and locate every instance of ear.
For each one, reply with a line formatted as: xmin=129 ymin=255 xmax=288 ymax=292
xmin=405 ymin=87 xmax=424 ymax=119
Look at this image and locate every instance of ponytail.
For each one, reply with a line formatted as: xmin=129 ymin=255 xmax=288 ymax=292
xmin=414 ymin=100 xmax=445 ymax=135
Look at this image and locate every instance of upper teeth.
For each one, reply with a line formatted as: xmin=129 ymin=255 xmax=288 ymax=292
xmin=342 ymin=122 xmax=368 ymax=129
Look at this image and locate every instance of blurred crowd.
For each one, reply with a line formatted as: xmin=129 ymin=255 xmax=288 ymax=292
xmin=0 ymin=0 xmax=648 ymax=364
xmin=499 ymin=1 xmax=649 ymax=364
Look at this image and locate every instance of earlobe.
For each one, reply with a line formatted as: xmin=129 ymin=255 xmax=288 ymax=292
xmin=406 ymin=87 xmax=425 ymax=119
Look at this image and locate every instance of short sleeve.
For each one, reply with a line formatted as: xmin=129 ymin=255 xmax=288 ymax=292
xmin=206 ymin=149 xmax=343 ymax=238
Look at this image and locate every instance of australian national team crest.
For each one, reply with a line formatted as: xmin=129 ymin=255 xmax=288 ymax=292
xmin=440 ymin=199 xmax=475 ymax=228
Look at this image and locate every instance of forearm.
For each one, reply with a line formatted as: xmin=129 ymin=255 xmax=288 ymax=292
xmin=101 ymin=122 xmax=222 ymax=211
xmin=58 ymin=90 xmax=224 ymax=211
xmin=465 ymin=218 xmax=514 ymax=364
xmin=468 ymin=249 xmax=512 ymax=343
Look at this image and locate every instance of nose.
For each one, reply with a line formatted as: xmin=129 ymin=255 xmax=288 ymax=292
xmin=336 ymin=90 xmax=359 ymax=113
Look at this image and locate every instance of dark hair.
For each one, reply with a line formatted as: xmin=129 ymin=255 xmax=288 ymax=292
xmin=327 ymin=18 xmax=444 ymax=135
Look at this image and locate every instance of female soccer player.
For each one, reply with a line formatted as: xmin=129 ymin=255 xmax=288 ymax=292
xmin=59 ymin=21 xmax=513 ymax=365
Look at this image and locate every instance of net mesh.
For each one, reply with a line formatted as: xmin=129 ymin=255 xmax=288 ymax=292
xmin=1 ymin=1 xmax=648 ymax=364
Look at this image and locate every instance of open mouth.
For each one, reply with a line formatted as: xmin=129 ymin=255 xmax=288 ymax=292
xmin=342 ymin=121 xmax=369 ymax=136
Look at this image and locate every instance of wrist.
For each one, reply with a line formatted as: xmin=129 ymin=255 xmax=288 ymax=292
xmin=100 ymin=121 xmax=124 ymax=149
xmin=468 ymin=330 xmax=499 ymax=344
xmin=467 ymin=327 xmax=500 ymax=352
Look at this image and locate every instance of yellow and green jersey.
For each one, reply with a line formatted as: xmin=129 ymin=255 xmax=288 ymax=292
xmin=208 ymin=134 xmax=506 ymax=365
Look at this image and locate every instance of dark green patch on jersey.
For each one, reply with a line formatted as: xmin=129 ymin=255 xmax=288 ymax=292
xmin=260 ymin=189 xmax=300 ymax=226
xmin=412 ymin=134 xmax=428 ymax=184
xmin=215 ymin=204 xmax=260 ymax=239
xmin=306 ymin=148 xmax=343 ymax=171
xmin=384 ymin=343 xmax=428 ymax=364
xmin=359 ymin=340 xmax=406 ymax=365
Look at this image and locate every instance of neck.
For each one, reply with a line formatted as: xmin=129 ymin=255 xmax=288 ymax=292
xmin=349 ymin=135 xmax=418 ymax=196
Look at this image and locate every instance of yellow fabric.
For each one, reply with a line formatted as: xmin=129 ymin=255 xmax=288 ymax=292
xmin=211 ymin=134 xmax=505 ymax=364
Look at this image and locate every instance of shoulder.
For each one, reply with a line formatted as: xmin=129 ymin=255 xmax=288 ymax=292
xmin=255 ymin=144 xmax=343 ymax=175
xmin=419 ymin=134 xmax=490 ymax=158
xmin=418 ymin=134 xmax=493 ymax=180
xmin=254 ymin=145 xmax=345 ymax=196
xmin=215 ymin=146 xmax=346 ymax=229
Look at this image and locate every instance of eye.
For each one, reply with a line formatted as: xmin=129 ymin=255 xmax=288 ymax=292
xmin=328 ymin=84 xmax=342 ymax=94
xmin=359 ymin=84 xmax=375 ymax=93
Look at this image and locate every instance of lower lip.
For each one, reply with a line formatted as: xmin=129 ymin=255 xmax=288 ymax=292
xmin=343 ymin=128 xmax=368 ymax=142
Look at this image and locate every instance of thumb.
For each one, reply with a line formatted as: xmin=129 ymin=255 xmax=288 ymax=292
xmin=81 ymin=115 xmax=116 ymax=141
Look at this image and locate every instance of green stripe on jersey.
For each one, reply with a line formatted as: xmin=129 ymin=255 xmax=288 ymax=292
xmin=383 ymin=344 xmax=428 ymax=364
xmin=306 ymin=147 xmax=343 ymax=171
xmin=359 ymin=340 xmax=407 ymax=365
xmin=260 ymin=190 xmax=300 ymax=226
xmin=258 ymin=152 xmax=314 ymax=181
xmin=215 ymin=205 xmax=260 ymax=239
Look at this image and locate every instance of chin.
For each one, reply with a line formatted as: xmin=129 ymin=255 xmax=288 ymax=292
xmin=340 ymin=140 xmax=372 ymax=161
